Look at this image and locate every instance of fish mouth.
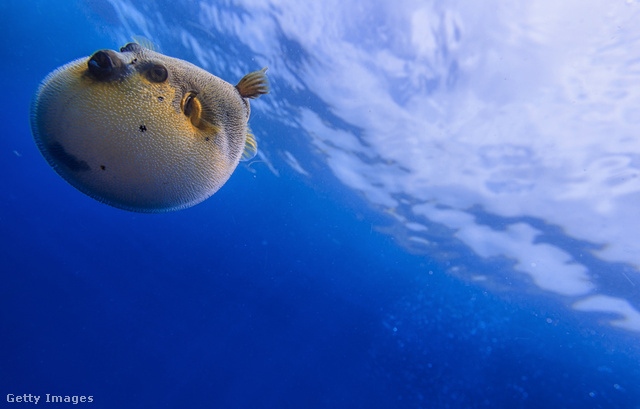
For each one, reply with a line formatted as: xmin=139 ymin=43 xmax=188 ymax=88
xmin=87 ymin=49 xmax=126 ymax=81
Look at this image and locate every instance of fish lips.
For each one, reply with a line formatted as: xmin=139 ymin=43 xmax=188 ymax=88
xmin=87 ymin=49 xmax=128 ymax=81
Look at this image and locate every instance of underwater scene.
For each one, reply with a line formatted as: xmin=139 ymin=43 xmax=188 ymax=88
xmin=2 ymin=0 xmax=640 ymax=407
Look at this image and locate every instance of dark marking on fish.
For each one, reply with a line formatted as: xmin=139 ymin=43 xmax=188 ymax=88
xmin=48 ymin=142 xmax=91 ymax=172
xmin=100 ymin=165 xmax=106 ymax=171
xmin=139 ymin=125 xmax=147 ymax=132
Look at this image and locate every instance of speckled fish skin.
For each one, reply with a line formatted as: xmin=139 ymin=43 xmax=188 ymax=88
xmin=30 ymin=42 xmax=268 ymax=212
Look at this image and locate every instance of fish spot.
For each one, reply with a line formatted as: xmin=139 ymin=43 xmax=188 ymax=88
xmin=48 ymin=142 xmax=91 ymax=172
xmin=100 ymin=165 xmax=106 ymax=171
xmin=139 ymin=125 xmax=147 ymax=132
xmin=205 ymin=137 xmax=210 ymax=141
xmin=157 ymin=96 xmax=164 ymax=102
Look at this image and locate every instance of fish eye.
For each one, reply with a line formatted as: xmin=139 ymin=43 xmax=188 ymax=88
xmin=120 ymin=43 xmax=142 ymax=53
xmin=183 ymin=92 xmax=197 ymax=117
xmin=146 ymin=64 xmax=168 ymax=83
xmin=181 ymin=91 xmax=207 ymax=128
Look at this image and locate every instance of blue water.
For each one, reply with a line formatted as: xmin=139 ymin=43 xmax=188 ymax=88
xmin=2 ymin=1 xmax=640 ymax=408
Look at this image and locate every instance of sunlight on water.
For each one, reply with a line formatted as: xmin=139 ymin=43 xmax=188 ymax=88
xmin=101 ymin=0 xmax=640 ymax=333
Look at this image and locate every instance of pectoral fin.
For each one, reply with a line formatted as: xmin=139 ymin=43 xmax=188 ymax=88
xmin=236 ymin=68 xmax=269 ymax=99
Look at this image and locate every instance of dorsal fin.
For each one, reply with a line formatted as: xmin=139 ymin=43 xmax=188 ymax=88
xmin=236 ymin=68 xmax=269 ymax=99
xmin=240 ymin=130 xmax=258 ymax=161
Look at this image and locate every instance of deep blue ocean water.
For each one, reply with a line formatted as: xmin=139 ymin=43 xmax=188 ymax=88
xmin=2 ymin=1 xmax=640 ymax=408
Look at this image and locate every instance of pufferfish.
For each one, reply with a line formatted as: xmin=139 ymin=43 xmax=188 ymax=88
xmin=30 ymin=42 xmax=269 ymax=212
